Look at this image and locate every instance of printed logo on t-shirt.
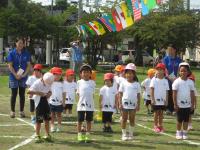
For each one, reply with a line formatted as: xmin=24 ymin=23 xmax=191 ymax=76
xmin=80 ymin=102 xmax=91 ymax=109
xmin=123 ymin=99 xmax=136 ymax=107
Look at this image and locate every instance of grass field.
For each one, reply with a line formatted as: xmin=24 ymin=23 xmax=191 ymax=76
xmin=0 ymin=67 xmax=200 ymax=150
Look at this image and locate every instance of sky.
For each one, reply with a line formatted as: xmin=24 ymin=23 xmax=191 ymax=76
xmin=31 ymin=0 xmax=200 ymax=9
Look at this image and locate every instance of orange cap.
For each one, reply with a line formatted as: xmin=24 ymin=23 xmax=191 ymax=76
xmin=115 ymin=65 xmax=123 ymax=72
xmin=50 ymin=67 xmax=62 ymax=75
xmin=147 ymin=68 xmax=156 ymax=77
xmin=91 ymin=70 xmax=96 ymax=80
xmin=65 ymin=69 xmax=75 ymax=76
xmin=104 ymin=73 xmax=114 ymax=80
xmin=155 ymin=63 xmax=166 ymax=70
xmin=33 ymin=64 xmax=43 ymax=70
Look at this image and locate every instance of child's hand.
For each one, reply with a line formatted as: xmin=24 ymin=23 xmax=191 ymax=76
xmin=46 ymin=91 xmax=52 ymax=98
xmin=174 ymin=105 xmax=178 ymax=111
xmin=151 ymin=100 xmax=155 ymax=105
xmin=119 ymin=103 xmax=123 ymax=110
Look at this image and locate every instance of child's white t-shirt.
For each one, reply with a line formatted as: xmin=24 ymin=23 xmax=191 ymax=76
xmin=117 ymin=76 xmax=126 ymax=87
xmin=141 ymin=78 xmax=151 ymax=100
xmin=150 ymin=77 xmax=169 ymax=106
xmin=77 ymin=79 xmax=95 ymax=111
xmin=99 ymin=85 xmax=117 ymax=112
xmin=172 ymin=77 xmax=195 ymax=108
xmin=26 ymin=75 xmax=38 ymax=87
xmin=29 ymin=79 xmax=51 ymax=108
xmin=113 ymin=75 xmax=119 ymax=91
xmin=63 ymin=81 xmax=77 ymax=104
xmin=49 ymin=82 xmax=64 ymax=106
xmin=118 ymin=80 xmax=141 ymax=109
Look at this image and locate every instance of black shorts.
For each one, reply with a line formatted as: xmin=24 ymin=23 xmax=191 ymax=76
xmin=177 ymin=108 xmax=190 ymax=123
xmin=49 ymin=104 xmax=63 ymax=113
xmin=64 ymin=104 xmax=73 ymax=110
xmin=102 ymin=111 xmax=113 ymax=123
xmin=30 ymin=99 xmax=35 ymax=112
xmin=77 ymin=111 xmax=93 ymax=122
xmin=35 ymin=97 xmax=51 ymax=123
xmin=144 ymin=99 xmax=151 ymax=105
xmin=152 ymin=105 xmax=166 ymax=111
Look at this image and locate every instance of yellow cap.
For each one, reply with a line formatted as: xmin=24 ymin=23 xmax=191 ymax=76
xmin=147 ymin=68 xmax=156 ymax=77
xmin=91 ymin=70 xmax=96 ymax=80
xmin=115 ymin=65 xmax=123 ymax=72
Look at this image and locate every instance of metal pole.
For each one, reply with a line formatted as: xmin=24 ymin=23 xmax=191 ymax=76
xmin=187 ymin=0 xmax=190 ymax=10
xmin=78 ymin=0 xmax=83 ymax=23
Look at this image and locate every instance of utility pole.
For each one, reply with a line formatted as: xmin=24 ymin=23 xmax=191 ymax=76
xmin=187 ymin=0 xmax=190 ymax=10
xmin=78 ymin=0 xmax=83 ymax=23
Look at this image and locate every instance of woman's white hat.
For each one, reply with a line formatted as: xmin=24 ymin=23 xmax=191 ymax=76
xmin=125 ymin=63 xmax=136 ymax=71
xmin=43 ymin=72 xmax=54 ymax=85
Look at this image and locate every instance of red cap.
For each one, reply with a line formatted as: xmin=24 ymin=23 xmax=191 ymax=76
xmin=50 ymin=67 xmax=62 ymax=75
xmin=65 ymin=69 xmax=75 ymax=76
xmin=188 ymin=74 xmax=195 ymax=81
xmin=104 ymin=73 xmax=114 ymax=80
xmin=155 ymin=63 xmax=166 ymax=70
xmin=33 ymin=64 xmax=43 ymax=70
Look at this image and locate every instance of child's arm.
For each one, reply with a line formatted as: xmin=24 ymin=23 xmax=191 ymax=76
xmin=173 ymin=90 xmax=178 ymax=111
xmin=99 ymin=95 xmax=103 ymax=111
xmin=165 ymin=90 xmax=169 ymax=106
xmin=118 ymin=92 xmax=123 ymax=109
xmin=27 ymin=90 xmax=46 ymax=97
xmin=137 ymin=93 xmax=141 ymax=111
xmin=46 ymin=91 xmax=52 ymax=99
xmin=63 ymin=92 xmax=66 ymax=107
xmin=114 ymin=94 xmax=118 ymax=109
xmin=150 ymin=87 xmax=155 ymax=105
xmin=190 ymin=90 xmax=195 ymax=110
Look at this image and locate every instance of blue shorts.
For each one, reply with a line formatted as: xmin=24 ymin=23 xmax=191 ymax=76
xmin=49 ymin=104 xmax=63 ymax=113
xmin=9 ymin=79 xmax=27 ymax=88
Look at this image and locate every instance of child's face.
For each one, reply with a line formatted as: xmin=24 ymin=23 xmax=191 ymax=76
xmin=66 ymin=75 xmax=74 ymax=82
xmin=105 ymin=79 xmax=112 ymax=87
xmin=125 ymin=70 xmax=135 ymax=82
xmin=34 ymin=70 xmax=42 ymax=78
xmin=156 ymin=68 xmax=164 ymax=78
xmin=179 ymin=66 xmax=188 ymax=79
xmin=53 ymin=74 xmax=62 ymax=81
xmin=81 ymin=70 xmax=91 ymax=80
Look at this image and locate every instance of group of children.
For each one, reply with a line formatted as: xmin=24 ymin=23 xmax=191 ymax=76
xmin=25 ymin=61 xmax=197 ymax=143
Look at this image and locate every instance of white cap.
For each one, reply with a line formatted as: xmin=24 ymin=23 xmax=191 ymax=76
xmin=179 ymin=62 xmax=190 ymax=68
xmin=43 ymin=72 xmax=54 ymax=85
xmin=125 ymin=63 xmax=136 ymax=71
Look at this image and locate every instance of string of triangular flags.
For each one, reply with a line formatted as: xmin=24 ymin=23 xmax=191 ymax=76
xmin=76 ymin=0 xmax=162 ymax=38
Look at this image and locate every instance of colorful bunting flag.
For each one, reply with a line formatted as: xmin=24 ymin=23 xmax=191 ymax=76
xmin=115 ymin=5 xmax=127 ymax=29
xmin=132 ymin=0 xmax=142 ymax=21
xmin=125 ymin=0 xmax=134 ymax=15
xmin=147 ymin=0 xmax=157 ymax=10
xmin=141 ymin=0 xmax=149 ymax=16
xmin=84 ymin=24 xmax=96 ymax=36
xmin=111 ymin=9 xmax=123 ymax=31
xmin=88 ymin=21 xmax=106 ymax=35
xmin=120 ymin=1 xmax=134 ymax=27
xmin=99 ymin=15 xmax=116 ymax=32
xmin=80 ymin=25 xmax=88 ymax=38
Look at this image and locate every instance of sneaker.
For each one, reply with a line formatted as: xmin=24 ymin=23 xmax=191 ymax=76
xmin=19 ymin=111 xmax=25 ymax=118
xmin=77 ymin=133 xmax=85 ymax=142
xmin=128 ymin=132 xmax=133 ymax=140
xmin=31 ymin=117 xmax=36 ymax=124
xmin=121 ymin=133 xmax=128 ymax=141
xmin=176 ymin=131 xmax=182 ymax=140
xmin=35 ymin=135 xmax=43 ymax=143
xmin=43 ymin=134 xmax=53 ymax=142
xmin=154 ymin=126 xmax=160 ymax=133
xmin=56 ymin=127 xmax=61 ymax=132
xmin=182 ymin=131 xmax=188 ymax=140
xmin=51 ymin=126 xmax=56 ymax=133
xmin=10 ymin=112 xmax=15 ymax=118
xmin=85 ymin=134 xmax=91 ymax=143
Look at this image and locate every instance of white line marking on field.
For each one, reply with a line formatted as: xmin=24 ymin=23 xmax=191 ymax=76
xmin=136 ymin=123 xmax=200 ymax=146
xmin=0 ymin=113 xmax=9 ymax=116
xmin=0 ymin=135 xmax=27 ymax=139
xmin=8 ymin=134 xmax=35 ymax=150
xmin=0 ymin=123 xmax=29 ymax=127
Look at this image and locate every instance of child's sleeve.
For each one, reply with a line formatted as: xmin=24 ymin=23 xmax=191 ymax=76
xmin=26 ymin=77 xmax=31 ymax=86
xmin=141 ymin=79 xmax=145 ymax=88
xmin=137 ymin=82 xmax=141 ymax=94
xmin=118 ymin=82 xmax=124 ymax=92
xmin=99 ymin=87 xmax=103 ymax=96
xmin=165 ymin=79 xmax=170 ymax=90
xmin=149 ymin=78 xmax=155 ymax=88
xmin=76 ymin=81 xmax=80 ymax=94
xmin=189 ymin=80 xmax=195 ymax=91
xmin=172 ymin=80 xmax=178 ymax=90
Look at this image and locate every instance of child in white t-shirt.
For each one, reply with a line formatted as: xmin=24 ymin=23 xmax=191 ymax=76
xmin=99 ymin=73 xmax=117 ymax=133
xmin=27 ymin=72 xmax=54 ymax=143
xmin=26 ymin=64 xmax=43 ymax=125
xmin=150 ymin=63 xmax=169 ymax=133
xmin=118 ymin=63 xmax=141 ymax=141
xmin=49 ymin=67 xmax=66 ymax=132
xmin=172 ymin=62 xmax=195 ymax=140
xmin=63 ymin=69 xmax=77 ymax=117
xmin=77 ymin=64 xmax=95 ymax=143
xmin=141 ymin=68 xmax=155 ymax=114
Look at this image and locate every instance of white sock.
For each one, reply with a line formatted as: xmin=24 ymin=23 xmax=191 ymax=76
xmin=129 ymin=126 xmax=134 ymax=135
xmin=122 ymin=129 xmax=126 ymax=135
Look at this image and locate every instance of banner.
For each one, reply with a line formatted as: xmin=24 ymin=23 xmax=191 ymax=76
xmin=112 ymin=8 xmax=123 ymax=31
xmin=120 ymin=1 xmax=134 ymax=27
xmin=99 ymin=15 xmax=117 ymax=32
